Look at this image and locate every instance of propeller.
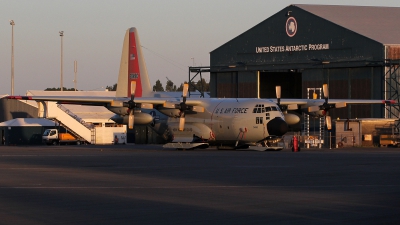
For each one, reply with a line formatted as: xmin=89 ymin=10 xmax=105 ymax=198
xmin=321 ymin=84 xmax=338 ymax=130
xmin=125 ymin=81 xmax=136 ymax=129
xmin=179 ymin=83 xmax=189 ymax=131
xmin=307 ymin=84 xmax=346 ymax=128
xmin=321 ymin=84 xmax=332 ymax=130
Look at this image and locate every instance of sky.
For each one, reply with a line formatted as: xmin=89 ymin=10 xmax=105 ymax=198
xmin=1 ymin=0 xmax=399 ymax=95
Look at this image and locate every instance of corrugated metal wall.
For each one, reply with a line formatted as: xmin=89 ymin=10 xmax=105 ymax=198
xmin=302 ymin=67 xmax=384 ymax=119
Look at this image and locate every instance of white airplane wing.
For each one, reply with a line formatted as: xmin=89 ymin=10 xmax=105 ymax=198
xmin=7 ymin=95 xmax=205 ymax=107
xmin=278 ymin=98 xmax=394 ymax=106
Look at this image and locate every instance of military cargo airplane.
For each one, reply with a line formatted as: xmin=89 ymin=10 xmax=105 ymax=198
xmin=7 ymin=27 xmax=393 ymax=150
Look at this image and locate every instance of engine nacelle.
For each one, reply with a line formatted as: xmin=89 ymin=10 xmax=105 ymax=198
xmin=283 ymin=113 xmax=301 ymax=125
xmin=110 ymin=112 xmax=153 ymax=125
xmin=303 ymin=109 xmax=326 ymax=118
xmin=156 ymin=107 xmax=181 ymax=117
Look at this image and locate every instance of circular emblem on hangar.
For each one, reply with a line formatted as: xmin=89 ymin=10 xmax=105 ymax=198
xmin=286 ymin=17 xmax=297 ymax=37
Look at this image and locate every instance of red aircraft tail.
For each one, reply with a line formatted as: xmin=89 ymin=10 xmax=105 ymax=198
xmin=116 ymin=27 xmax=152 ymax=98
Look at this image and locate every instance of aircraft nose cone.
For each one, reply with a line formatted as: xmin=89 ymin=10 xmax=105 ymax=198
xmin=267 ymin=117 xmax=288 ymax=136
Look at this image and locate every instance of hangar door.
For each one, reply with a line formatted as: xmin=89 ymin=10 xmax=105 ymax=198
xmin=259 ymin=72 xmax=302 ymax=99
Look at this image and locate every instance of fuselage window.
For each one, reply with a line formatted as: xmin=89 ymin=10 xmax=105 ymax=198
xmin=256 ymin=116 xmax=264 ymax=124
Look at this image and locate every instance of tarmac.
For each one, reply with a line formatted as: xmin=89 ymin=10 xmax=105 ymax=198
xmin=0 ymin=144 xmax=399 ymax=225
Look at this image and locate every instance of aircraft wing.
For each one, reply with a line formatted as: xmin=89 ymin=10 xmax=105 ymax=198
xmin=8 ymin=95 xmax=118 ymax=106
xmin=6 ymin=95 xmax=206 ymax=107
xmin=278 ymin=98 xmax=394 ymax=106
xmin=277 ymin=98 xmax=394 ymax=116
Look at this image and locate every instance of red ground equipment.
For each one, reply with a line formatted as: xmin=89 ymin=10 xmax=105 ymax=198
xmin=292 ymin=135 xmax=300 ymax=152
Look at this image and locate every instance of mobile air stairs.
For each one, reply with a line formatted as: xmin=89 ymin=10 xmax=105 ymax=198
xmin=38 ymin=102 xmax=96 ymax=144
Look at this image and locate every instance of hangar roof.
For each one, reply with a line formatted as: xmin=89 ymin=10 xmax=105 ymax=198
xmin=0 ymin=118 xmax=56 ymax=127
xmin=295 ymin=4 xmax=400 ymax=45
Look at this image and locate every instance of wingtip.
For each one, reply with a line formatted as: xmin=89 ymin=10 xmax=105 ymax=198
xmin=6 ymin=96 xmax=32 ymax=100
xmin=383 ymin=100 xmax=396 ymax=104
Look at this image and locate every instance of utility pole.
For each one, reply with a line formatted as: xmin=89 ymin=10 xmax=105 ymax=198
xmin=10 ymin=20 xmax=15 ymax=95
xmin=73 ymin=60 xmax=77 ymax=91
xmin=59 ymin=31 xmax=64 ymax=91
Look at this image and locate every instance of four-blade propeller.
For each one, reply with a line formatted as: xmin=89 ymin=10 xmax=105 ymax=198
xmin=179 ymin=83 xmax=189 ymax=131
xmin=123 ymin=81 xmax=136 ymax=129
xmin=307 ymin=84 xmax=346 ymax=130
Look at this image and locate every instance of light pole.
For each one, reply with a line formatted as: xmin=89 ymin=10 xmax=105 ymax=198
xmin=73 ymin=60 xmax=77 ymax=91
xmin=10 ymin=20 xmax=15 ymax=95
xmin=59 ymin=31 xmax=64 ymax=91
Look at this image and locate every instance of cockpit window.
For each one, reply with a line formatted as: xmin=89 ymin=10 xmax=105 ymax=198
xmin=266 ymin=106 xmax=281 ymax=112
xmin=252 ymin=104 xmax=265 ymax=113
xmin=265 ymin=106 xmax=281 ymax=112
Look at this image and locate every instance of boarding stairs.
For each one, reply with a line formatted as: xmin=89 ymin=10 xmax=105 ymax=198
xmin=45 ymin=102 xmax=96 ymax=144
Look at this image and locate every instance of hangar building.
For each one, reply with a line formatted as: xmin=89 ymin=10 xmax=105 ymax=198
xmin=209 ymin=4 xmax=400 ymax=121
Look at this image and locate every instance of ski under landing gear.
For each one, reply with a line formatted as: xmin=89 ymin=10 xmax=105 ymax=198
xmin=248 ymin=137 xmax=284 ymax=151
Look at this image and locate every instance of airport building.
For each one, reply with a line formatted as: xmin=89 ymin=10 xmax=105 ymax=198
xmin=1 ymin=91 xmax=129 ymax=145
xmin=208 ymin=4 xmax=400 ymax=121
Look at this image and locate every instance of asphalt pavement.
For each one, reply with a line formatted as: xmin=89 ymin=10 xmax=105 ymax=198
xmin=0 ymin=145 xmax=399 ymax=225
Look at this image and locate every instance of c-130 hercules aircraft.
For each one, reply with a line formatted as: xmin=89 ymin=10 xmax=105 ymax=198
xmin=8 ymin=27 xmax=393 ymax=150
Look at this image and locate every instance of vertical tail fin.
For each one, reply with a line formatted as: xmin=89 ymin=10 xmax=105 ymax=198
xmin=116 ymin=27 xmax=152 ymax=98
